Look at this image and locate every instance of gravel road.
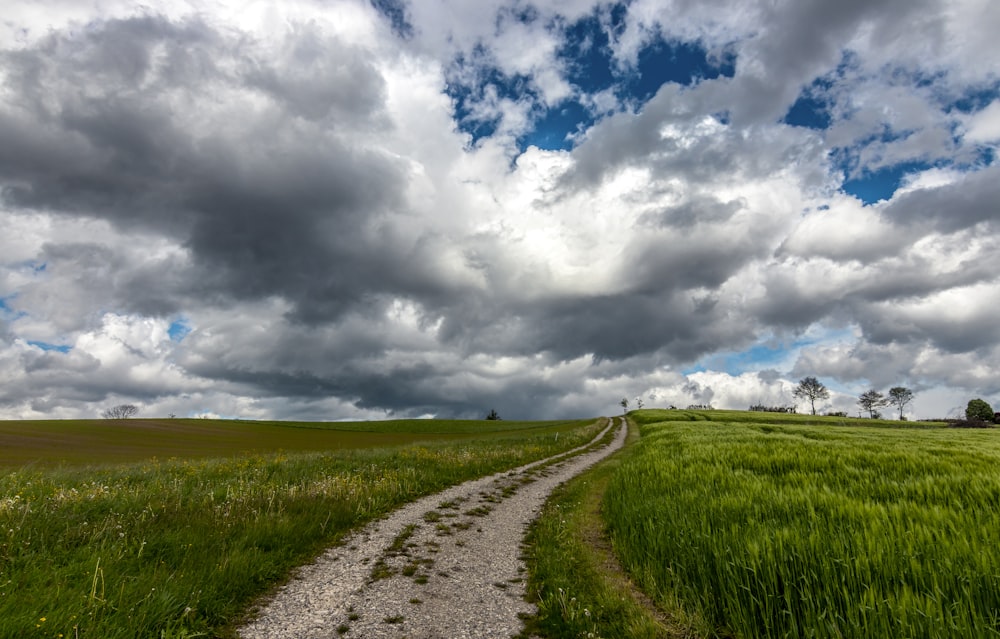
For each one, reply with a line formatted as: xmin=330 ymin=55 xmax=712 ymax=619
xmin=239 ymin=417 xmax=626 ymax=639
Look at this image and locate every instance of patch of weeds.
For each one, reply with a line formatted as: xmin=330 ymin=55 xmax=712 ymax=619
xmin=369 ymin=559 xmax=395 ymax=581
xmin=434 ymin=523 xmax=452 ymax=536
xmin=453 ymin=520 xmax=473 ymax=531
xmin=438 ymin=498 xmax=463 ymax=510
xmin=388 ymin=524 xmax=418 ymax=553
xmin=402 ymin=563 xmax=419 ymax=577
xmin=336 ymin=623 xmax=350 ymax=634
xmin=464 ymin=505 xmax=491 ymax=517
xmin=423 ymin=510 xmax=443 ymax=523
xmin=410 ymin=598 xmax=423 ymax=604
xmin=414 ymin=574 xmax=429 ymax=585
xmin=348 ymin=612 xmax=360 ymax=622
xmin=384 ymin=614 xmax=405 ymax=624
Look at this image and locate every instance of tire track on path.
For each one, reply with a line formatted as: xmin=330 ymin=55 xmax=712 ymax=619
xmin=239 ymin=417 xmax=626 ymax=639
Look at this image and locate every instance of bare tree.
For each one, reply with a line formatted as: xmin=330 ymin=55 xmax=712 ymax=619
xmin=620 ymin=397 xmax=629 ymax=414
xmin=635 ymin=397 xmax=644 ymax=409
xmin=857 ymin=390 xmax=888 ymax=419
xmin=102 ymin=404 xmax=139 ymax=419
xmin=887 ymin=387 xmax=914 ymax=420
xmin=793 ymin=377 xmax=830 ymax=415
xmin=485 ymin=409 xmax=501 ymax=420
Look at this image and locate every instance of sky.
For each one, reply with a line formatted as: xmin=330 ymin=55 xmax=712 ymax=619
xmin=1 ymin=0 xmax=998 ymax=422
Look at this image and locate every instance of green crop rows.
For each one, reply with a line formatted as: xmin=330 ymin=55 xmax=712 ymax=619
xmin=604 ymin=410 xmax=1000 ymax=638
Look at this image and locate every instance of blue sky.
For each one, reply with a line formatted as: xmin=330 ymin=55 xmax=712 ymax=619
xmin=0 ymin=0 xmax=999 ymax=420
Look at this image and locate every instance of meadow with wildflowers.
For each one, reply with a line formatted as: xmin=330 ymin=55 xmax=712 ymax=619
xmin=0 ymin=418 xmax=600 ymax=638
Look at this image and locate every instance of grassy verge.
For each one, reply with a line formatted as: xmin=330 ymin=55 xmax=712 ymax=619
xmin=522 ymin=418 xmax=695 ymax=639
xmin=0 ymin=419 xmax=601 ymax=638
xmin=603 ymin=410 xmax=1000 ymax=639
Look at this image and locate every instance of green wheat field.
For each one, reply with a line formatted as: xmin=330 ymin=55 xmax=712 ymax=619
xmin=4 ymin=411 xmax=999 ymax=638
xmin=602 ymin=409 xmax=1000 ymax=638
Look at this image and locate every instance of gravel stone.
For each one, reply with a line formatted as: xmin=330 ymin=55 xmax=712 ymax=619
xmin=239 ymin=417 xmax=626 ymax=639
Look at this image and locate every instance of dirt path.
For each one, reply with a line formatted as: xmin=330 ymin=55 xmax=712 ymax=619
xmin=239 ymin=417 xmax=626 ymax=639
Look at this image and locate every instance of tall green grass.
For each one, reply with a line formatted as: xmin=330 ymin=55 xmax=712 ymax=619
xmin=0 ymin=419 xmax=600 ymax=639
xmin=604 ymin=410 xmax=1000 ymax=639
xmin=524 ymin=418 xmax=684 ymax=639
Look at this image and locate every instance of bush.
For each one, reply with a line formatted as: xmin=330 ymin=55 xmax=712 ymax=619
xmin=749 ymin=404 xmax=797 ymax=413
xmin=966 ymin=399 xmax=995 ymax=422
xmin=949 ymin=419 xmax=994 ymax=429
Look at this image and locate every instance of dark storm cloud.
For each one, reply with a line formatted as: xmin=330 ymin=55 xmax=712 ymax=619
xmin=638 ymin=195 xmax=745 ymax=229
xmin=175 ymin=319 xmax=589 ymax=419
xmin=0 ymin=17 xmax=218 ymax=230
xmin=0 ymin=14 xmax=470 ymax=325
xmin=243 ymin=26 xmax=388 ymax=123
xmin=3 ymin=0 xmax=998 ymax=421
xmin=880 ymin=165 xmax=1000 ymax=233
xmin=434 ymin=289 xmax=750 ymax=366
xmin=854 ymin=302 xmax=1000 ymax=354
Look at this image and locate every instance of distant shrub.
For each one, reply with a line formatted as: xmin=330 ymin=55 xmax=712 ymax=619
xmin=949 ymin=419 xmax=994 ymax=429
xmin=749 ymin=404 xmax=797 ymax=413
xmin=825 ymin=411 xmax=849 ymax=418
xmin=687 ymin=404 xmax=714 ymax=410
xmin=966 ymin=399 xmax=995 ymax=422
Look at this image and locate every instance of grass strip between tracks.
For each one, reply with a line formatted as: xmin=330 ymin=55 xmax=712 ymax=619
xmin=522 ymin=418 xmax=696 ymax=639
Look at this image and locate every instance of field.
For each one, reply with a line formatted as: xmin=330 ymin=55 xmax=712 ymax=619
xmin=600 ymin=409 xmax=1000 ymax=639
xmin=0 ymin=417 xmax=601 ymax=638
xmin=0 ymin=417 xmax=583 ymax=467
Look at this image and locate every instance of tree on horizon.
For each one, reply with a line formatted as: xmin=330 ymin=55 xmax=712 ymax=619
xmin=793 ymin=377 xmax=830 ymax=415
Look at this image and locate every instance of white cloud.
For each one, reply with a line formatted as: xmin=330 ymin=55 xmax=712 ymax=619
xmin=0 ymin=0 xmax=998 ymax=422
xmin=963 ymin=100 xmax=1000 ymax=143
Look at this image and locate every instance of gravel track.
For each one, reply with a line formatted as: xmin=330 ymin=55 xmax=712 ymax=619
xmin=239 ymin=417 xmax=626 ymax=639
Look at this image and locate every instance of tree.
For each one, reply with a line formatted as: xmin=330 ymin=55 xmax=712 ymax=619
xmin=793 ymin=377 xmax=830 ymax=415
xmin=485 ymin=409 xmax=501 ymax=420
xmin=102 ymin=404 xmax=139 ymax=419
xmin=635 ymin=397 xmax=644 ymax=409
xmin=857 ymin=390 xmax=888 ymax=419
xmin=887 ymin=387 xmax=915 ymax=420
xmin=620 ymin=397 xmax=629 ymax=414
xmin=966 ymin=398 xmax=995 ymax=422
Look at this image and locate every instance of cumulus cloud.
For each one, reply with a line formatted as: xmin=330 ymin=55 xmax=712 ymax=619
xmin=0 ymin=0 xmax=997 ymax=420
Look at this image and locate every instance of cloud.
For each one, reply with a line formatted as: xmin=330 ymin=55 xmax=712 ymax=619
xmin=0 ymin=0 xmax=998 ymax=422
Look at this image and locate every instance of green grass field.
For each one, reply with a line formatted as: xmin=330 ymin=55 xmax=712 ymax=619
xmin=0 ymin=417 xmax=585 ymax=467
xmin=0 ymin=417 xmax=601 ymax=638
xmin=602 ymin=409 xmax=1000 ymax=639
